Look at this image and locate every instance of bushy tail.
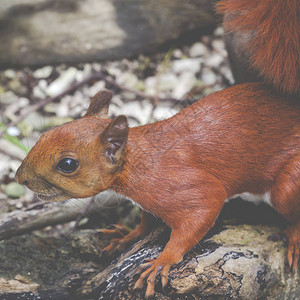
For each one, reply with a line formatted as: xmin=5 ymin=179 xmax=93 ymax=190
xmin=217 ymin=0 xmax=300 ymax=95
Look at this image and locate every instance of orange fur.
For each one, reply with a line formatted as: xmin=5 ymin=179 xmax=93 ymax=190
xmin=217 ymin=0 xmax=300 ymax=95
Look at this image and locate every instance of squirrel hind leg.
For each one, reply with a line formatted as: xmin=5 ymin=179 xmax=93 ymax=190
xmin=270 ymin=153 xmax=300 ymax=270
xmin=99 ymin=211 xmax=157 ymax=255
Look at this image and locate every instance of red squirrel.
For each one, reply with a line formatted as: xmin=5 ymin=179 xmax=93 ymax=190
xmin=15 ymin=0 xmax=300 ymax=297
xmin=16 ymin=83 xmax=299 ymax=297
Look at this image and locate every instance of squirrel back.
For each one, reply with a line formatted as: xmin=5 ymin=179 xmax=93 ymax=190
xmin=217 ymin=0 xmax=300 ymax=95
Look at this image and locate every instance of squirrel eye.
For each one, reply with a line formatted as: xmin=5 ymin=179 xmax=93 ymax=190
xmin=57 ymin=158 xmax=79 ymax=173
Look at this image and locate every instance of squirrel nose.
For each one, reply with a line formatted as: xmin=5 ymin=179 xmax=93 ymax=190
xmin=15 ymin=166 xmax=28 ymax=186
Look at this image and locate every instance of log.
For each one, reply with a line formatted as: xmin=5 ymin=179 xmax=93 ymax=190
xmin=0 ymin=191 xmax=125 ymax=240
xmin=0 ymin=0 xmax=218 ymax=68
xmin=0 ymin=224 xmax=299 ymax=299
xmin=79 ymin=225 xmax=300 ymax=299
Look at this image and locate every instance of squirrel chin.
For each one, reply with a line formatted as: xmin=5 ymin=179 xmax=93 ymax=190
xmin=37 ymin=191 xmax=71 ymax=202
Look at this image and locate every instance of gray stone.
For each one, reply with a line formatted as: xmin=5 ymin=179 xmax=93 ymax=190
xmin=46 ymin=67 xmax=78 ymax=97
xmin=202 ymin=67 xmax=217 ymax=85
xmin=6 ymin=126 xmax=20 ymax=136
xmin=0 ymin=0 xmax=217 ymax=67
xmin=189 ymin=42 xmax=209 ymax=57
xmin=33 ymin=66 xmax=53 ymax=79
xmin=2 ymin=182 xmax=26 ymax=198
xmin=3 ymin=69 xmax=16 ymax=79
xmin=172 ymin=58 xmax=202 ymax=74
xmin=206 ymin=52 xmax=224 ymax=68
xmin=172 ymin=71 xmax=197 ymax=99
xmin=0 ymin=91 xmax=18 ymax=105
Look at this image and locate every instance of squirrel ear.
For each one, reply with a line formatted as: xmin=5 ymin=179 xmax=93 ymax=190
xmin=101 ymin=115 xmax=129 ymax=165
xmin=84 ymin=90 xmax=112 ymax=118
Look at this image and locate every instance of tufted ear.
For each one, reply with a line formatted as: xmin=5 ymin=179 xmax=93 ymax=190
xmin=84 ymin=90 xmax=112 ymax=118
xmin=101 ymin=115 xmax=129 ymax=165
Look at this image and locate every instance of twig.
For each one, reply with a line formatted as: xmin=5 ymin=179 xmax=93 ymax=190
xmin=0 ymin=194 xmax=124 ymax=241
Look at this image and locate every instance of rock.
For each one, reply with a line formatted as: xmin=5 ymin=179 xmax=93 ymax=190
xmin=33 ymin=66 xmax=53 ymax=79
xmin=116 ymin=72 xmax=139 ymax=90
xmin=46 ymin=67 xmax=78 ymax=97
xmin=75 ymin=64 xmax=93 ymax=82
xmin=144 ymin=76 xmax=158 ymax=96
xmin=0 ymin=0 xmax=217 ymax=68
xmin=214 ymin=26 xmax=225 ymax=37
xmin=32 ymin=80 xmax=47 ymax=99
xmin=3 ymin=69 xmax=16 ymax=79
xmin=6 ymin=126 xmax=20 ymax=136
xmin=205 ymin=52 xmax=224 ymax=68
xmin=172 ymin=58 xmax=202 ymax=74
xmin=153 ymin=104 xmax=180 ymax=121
xmin=110 ymin=100 xmax=153 ymax=125
xmin=4 ymin=97 xmax=29 ymax=118
xmin=189 ymin=42 xmax=209 ymax=57
xmin=2 ymin=182 xmax=26 ymax=198
xmin=8 ymin=77 xmax=27 ymax=95
xmin=172 ymin=72 xmax=197 ymax=99
xmin=212 ymin=39 xmax=227 ymax=56
xmin=158 ymin=73 xmax=179 ymax=92
xmin=0 ymin=91 xmax=18 ymax=105
xmin=21 ymin=112 xmax=46 ymax=133
xmin=54 ymin=102 xmax=69 ymax=118
xmin=172 ymin=49 xmax=184 ymax=59
xmin=88 ymin=80 xmax=106 ymax=98
xmin=201 ymin=67 xmax=217 ymax=85
xmin=0 ymin=85 xmax=6 ymax=96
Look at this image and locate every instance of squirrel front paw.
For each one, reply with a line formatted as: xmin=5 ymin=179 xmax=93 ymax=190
xmin=284 ymin=221 xmax=300 ymax=271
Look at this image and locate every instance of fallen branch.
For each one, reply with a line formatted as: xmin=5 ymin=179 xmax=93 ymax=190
xmin=0 ymin=192 xmax=126 ymax=240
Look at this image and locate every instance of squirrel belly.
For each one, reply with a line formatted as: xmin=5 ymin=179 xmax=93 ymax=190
xmin=226 ymin=191 xmax=272 ymax=206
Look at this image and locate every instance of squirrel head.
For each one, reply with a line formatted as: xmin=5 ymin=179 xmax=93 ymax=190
xmin=15 ymin=90 xmax=129 ymax=201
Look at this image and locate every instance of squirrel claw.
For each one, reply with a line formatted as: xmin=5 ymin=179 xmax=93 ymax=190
xmin=99 ymin=223 xmax=146 ymax=257
xmin=97 ymin=224 xmax=131 ymax=238
xmin=133 ymin=259 xmax=171 ymax=298
xmin=288 ymin=243 xmax=299 ymax=271
xmin=284 ymin=221 xmax=300 ymax=271
xmin=160 ymin=266 xmax=170 ymax=287
xmin=137 ymin=260 xmax=154 ymax=273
